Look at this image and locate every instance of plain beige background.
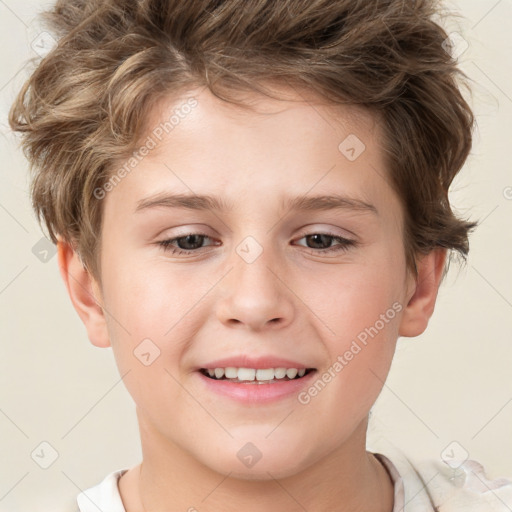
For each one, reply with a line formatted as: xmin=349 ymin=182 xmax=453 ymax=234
xmin=1 ymin=0 xmax=511 ymax=510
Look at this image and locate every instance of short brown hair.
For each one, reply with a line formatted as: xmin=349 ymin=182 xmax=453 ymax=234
xmin=9 ymin=0 xmax=476 ymax=281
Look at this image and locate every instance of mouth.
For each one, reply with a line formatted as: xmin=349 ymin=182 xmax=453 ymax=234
xmin=198 ymin=367 xmax=317 ymax=384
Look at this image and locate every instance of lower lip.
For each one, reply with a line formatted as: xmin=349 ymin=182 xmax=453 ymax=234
xmin=196 ymin=370 xmax=317 ymax=404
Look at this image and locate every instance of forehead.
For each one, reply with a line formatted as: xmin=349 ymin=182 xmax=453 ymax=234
xmin=142 ymin=84 xmax=382 ymax=159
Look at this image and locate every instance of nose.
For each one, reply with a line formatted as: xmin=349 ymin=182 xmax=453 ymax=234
xmin=215 ymin=242 xmax=295 ymax=332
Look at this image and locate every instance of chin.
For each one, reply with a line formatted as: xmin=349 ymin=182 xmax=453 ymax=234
xmin=198 ymin=439 xmax=312 ymax=481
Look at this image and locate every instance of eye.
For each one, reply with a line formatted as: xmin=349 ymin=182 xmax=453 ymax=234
xmin=157 ymin=233 xmax=218 ymax=255
xmin=294 ymin=232 xmax=356 ymax=254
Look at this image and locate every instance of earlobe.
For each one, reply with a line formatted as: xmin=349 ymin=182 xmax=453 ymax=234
xmin=398 ymin=248 xmax=447 ymax=338
xmin=57 ymin=238 xmax=111 ymax=348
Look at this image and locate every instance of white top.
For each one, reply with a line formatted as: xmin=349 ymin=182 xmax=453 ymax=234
xmin=76 ymin=442 xmax=512 ymax=511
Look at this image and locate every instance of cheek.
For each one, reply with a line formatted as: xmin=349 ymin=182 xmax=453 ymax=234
xmin=101 ymin=249 xmax=207 ymax=334
xmin=98 ymin=255 xmax=202 ymax=384
xmin=99 ymin=256 xmax=199 ymax=416
xmin=306 ymin=250 xmax=405 ymax=339
xmin=302 ymin=251 xmax=404 ymax=389
xmin=297 ymin=271 xmax=402 ymax=429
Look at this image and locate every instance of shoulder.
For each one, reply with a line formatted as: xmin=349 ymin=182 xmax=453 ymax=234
xmin=412 ymin=457 xmax=512 ymax=511
xmin=372 ymin=439 xmax=512 ymax=511
xmin=76 ymin=468 xmax=129 ymax=512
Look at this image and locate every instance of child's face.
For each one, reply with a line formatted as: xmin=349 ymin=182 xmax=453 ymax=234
xmin=75 ymin=85 xmax=429 ymax=478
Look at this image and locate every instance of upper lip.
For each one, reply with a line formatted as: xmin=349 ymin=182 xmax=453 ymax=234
xmin=196 ymin=356 xmax=316 ymax=371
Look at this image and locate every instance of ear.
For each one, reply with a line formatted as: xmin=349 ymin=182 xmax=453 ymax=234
xmin=398 ymin=248 xmax=447 ymax=338
xmin=57 ymin=238 xmax=111 ymax=348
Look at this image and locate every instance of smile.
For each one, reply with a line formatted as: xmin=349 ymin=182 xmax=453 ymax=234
xmin=199 ymin=367 xmax=316 ymax=384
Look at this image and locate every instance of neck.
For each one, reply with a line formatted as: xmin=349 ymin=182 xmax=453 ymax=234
xmin=120 ymin=415 xmax=394 ymax=512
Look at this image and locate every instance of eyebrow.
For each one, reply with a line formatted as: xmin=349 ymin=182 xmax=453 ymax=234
xmin=135 ymin=192 xmax=378 ymax=215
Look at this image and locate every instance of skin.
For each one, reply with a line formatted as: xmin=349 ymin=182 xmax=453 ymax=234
xmin=58 ymin=85 xmax=446 ymax=512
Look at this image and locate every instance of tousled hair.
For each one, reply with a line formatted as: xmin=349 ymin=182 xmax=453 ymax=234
xmin=9 ymin=0 xmax=477 ymax=281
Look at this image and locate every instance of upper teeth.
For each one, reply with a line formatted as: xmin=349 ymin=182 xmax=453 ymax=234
xmin=206 ymin=367 xmax=307 ymax=381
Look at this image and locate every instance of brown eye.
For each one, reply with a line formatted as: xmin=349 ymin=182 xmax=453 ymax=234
xmin=295 ymin=233 xmax=356 ymax=254
xmin=157 ymin=233 xmax=217 ymax=255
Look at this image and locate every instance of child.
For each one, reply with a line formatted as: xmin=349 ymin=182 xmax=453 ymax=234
xmin=9 ymin=0 xmax=512 ymax=510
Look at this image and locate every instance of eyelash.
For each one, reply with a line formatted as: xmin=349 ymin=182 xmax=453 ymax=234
xmin=156 ymin=231 xmax=357 ymax=256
